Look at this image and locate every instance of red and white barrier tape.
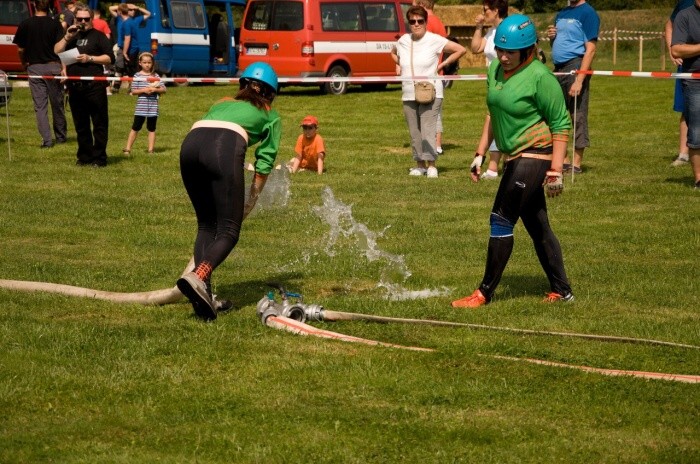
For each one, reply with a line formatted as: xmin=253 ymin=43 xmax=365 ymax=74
xmin=7 ymin=70 xmax=700 ymax=85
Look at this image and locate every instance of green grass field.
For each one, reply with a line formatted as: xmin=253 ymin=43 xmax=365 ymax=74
xmin=1 ymin=17 xmax=699 ymax=462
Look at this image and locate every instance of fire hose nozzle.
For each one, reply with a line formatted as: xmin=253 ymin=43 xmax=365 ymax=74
xmin=303 ymin=304 xmax=325 ymax=322
xmin=256 ymin=296 xmax=310 ymax=323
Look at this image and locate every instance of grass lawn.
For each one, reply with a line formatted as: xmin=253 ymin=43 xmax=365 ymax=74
xmin=0 ymin=20 xmax=699 ymax=462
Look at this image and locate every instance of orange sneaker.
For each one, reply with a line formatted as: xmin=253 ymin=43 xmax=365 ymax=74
xmin=451 ymin=289 xmax=487 ymax=308
xmin=543 ymin=292 xmax=575 ymax=303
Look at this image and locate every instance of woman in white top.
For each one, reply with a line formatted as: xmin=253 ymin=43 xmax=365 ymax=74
xmin=470 ymin=0 xmax=508 ymax=181
xmin=391 ymin=5 xmax=465 ymax=178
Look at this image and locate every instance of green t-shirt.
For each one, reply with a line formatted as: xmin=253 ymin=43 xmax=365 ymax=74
xmin=486 ymin=58 xmax=571 ymax=155
xmin=202 ymin=99 xmax=282 ymax=175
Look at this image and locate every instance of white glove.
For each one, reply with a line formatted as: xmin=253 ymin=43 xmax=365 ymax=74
xmin=543 ymin=170 xmax=564 ymax=197
xmin=470 ymin=153 xmax=484 ymax=183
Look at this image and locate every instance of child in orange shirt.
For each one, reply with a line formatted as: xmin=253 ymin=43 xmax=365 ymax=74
xmin=289 ymin=115 xmax=325 ymax=174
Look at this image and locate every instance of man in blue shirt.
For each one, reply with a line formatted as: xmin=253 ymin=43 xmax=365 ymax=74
xmin=122 ymin=3 xmax=151 ymax=77
xmin=671 ymin=0 xmax=700 ymax=189
xmin=547 ymin=0 xmax=600 ymax=174
xmin=666 ymin=0 xmax=695 ymax=167
xmin=108 ymin=3 xmax=130 ymax=93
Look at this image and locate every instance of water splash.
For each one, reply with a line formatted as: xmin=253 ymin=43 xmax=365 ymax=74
xmin=246 ymin=165 xmax=291 ymax=214
xmin=312 ymin=187 xmax=451 ymax=301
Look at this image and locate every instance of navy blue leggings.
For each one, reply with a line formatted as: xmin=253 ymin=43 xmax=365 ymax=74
xmin=179 ymin=127 xmax=247 ymax=275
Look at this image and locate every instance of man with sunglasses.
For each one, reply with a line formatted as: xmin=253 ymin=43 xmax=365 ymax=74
xmin=55 ymin=4 xmax=115 ymax=167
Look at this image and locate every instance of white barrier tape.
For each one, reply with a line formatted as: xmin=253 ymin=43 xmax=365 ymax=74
xmin=456 ymin=35 xmax=662 ymax=42
xmin=597 ymin=35 xmax=664 ymax=41
xmin=7 ymin=70 xmax=700 ymax=84
xmin=599 ymin=29 xmax=663 ymax=35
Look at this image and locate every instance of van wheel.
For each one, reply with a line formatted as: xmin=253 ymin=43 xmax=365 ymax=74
xmin=322 ymin=65 xmax=348 ymax=95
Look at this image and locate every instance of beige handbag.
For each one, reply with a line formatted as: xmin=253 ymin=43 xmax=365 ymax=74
xmin=411 ymin=39 xmax=436 ymax=104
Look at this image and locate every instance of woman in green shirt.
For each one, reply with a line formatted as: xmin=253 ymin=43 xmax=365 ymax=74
xmin=177 ymin=62 xmax=282 ymax=321
xmin=454 ymin=15 xmax=574 ymax=308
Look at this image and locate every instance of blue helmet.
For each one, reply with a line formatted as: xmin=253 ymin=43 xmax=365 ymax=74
xmin=494 ymin=14 xmax=537 ymax=50
xmin=240 ymin=61 xmax=279 ymax=94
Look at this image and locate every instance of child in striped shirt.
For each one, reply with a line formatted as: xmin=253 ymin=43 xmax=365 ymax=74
xmin=123 ymin=52 xmax=165 ymax=154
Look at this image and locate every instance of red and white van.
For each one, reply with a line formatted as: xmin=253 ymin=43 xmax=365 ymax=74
xmin=0 ymin=0 xmax=64 ymax=72
xmin=238 ymin=0 xmax=412 ymax=95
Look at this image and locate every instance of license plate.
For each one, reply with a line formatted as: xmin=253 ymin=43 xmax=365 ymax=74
xmin=246 ymin=47 xmax=267 ymax=56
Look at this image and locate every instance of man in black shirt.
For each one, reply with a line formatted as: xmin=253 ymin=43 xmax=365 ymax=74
xmin=12 ymin=0 xmax=67 ymax=148
xmin=55 ymin=4 xmax=115 ymax=167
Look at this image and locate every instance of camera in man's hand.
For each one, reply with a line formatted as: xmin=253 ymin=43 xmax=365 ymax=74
xmin=68 ymin=23 xmax=85 ymax=34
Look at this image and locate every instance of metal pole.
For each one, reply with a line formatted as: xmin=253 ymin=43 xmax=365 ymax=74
xmin=571 ymin=91 xmax=577 ymax=184
xmin=1 ymin=71 xmax=10 ymax=161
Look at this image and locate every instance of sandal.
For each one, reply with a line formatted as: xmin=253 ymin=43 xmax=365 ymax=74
xmin=122 ymin=148 xmax=131 ymax=155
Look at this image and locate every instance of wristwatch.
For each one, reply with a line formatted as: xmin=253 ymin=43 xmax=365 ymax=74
xmin=88 ymin=56 xmax=94 ymax=63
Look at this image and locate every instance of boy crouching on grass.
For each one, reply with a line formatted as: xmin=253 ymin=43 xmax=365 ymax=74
xmin=288 ymin=115 xmax=326 ymax=174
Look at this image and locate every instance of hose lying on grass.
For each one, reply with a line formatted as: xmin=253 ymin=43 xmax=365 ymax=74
xmin=258 ymin=296 xmax=700 ymax=383
xmin=314 ymin=310 xmax=700 ymax=351
xmin=265 ymin=314 xmax=433 ymax=352
xmin=0 ymin=258 xmax=194 ymax=305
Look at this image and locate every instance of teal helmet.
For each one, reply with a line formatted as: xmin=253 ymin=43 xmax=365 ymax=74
xmin=494 ymin=14 xmax=537 ymax=50
xmin=240 ymin=61 xmax=279 ymax=94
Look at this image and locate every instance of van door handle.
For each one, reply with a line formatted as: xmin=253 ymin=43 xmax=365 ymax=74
xmin=394 ymin=34 xmax=401 ymax=39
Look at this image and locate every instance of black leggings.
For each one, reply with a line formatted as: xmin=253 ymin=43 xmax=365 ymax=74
xmin=478 ymin=157 xmax=572 ymax=299
xmin=179 ymin=127 xmax=247 ymax=276
xmin=132 ymin=115 xmax=157 ymax=132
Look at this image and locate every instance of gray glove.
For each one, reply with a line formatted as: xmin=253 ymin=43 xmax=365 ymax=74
xmin=543 ymin=170 xmax=564 ymax=197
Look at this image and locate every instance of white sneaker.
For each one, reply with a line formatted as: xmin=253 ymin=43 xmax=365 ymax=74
xmin=409 ymin=167 xmax=426 ymax=176
xmin=671 ymin=155 xmax=689 ymax=167
xmin=436 ymin=146 xmax=443 ymax=155
xmin=480 ymin=169 xmax=499 ymax=180
xmin=426 ymin=166 xmax=438 ymax=178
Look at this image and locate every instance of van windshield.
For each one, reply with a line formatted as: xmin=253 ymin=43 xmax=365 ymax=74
xmin=245 ymin=1 xmax=303 ymax=31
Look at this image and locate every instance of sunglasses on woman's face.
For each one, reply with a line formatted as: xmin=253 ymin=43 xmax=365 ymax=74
xmin=408 ymin=19 xmax=425 ymax=25
xmin=75 ymin=16 xmax=91 ymax=22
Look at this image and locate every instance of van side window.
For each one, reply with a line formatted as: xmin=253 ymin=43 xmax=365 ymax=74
xmin=0 ymin=0 xmax=30 ymax=26
xmin=271 ymin=1 xmax=303 ymax=31
xmin=245 ymin=1 xmax=271 ymax=30
xmin=320 ymin=3 xmax=361 ymax=32
xmin=171 ymin=0 xmax=206 ymax=29
xmin=400 ymin=3 xmax=411 ymax=30
xmin=364 ymin=3 xmax=397 ymax=32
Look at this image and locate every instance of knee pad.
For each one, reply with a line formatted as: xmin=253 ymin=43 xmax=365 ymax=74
xmin=490 ymin=213 xmax=514 ymax=238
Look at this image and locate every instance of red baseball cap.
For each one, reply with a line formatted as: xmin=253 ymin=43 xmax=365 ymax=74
xmin=300 ymin=115 xmax=318 ymax=126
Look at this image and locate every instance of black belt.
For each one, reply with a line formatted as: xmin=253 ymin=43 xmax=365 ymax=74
xmin=68 ymin=80 xmax=102 ymax=88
